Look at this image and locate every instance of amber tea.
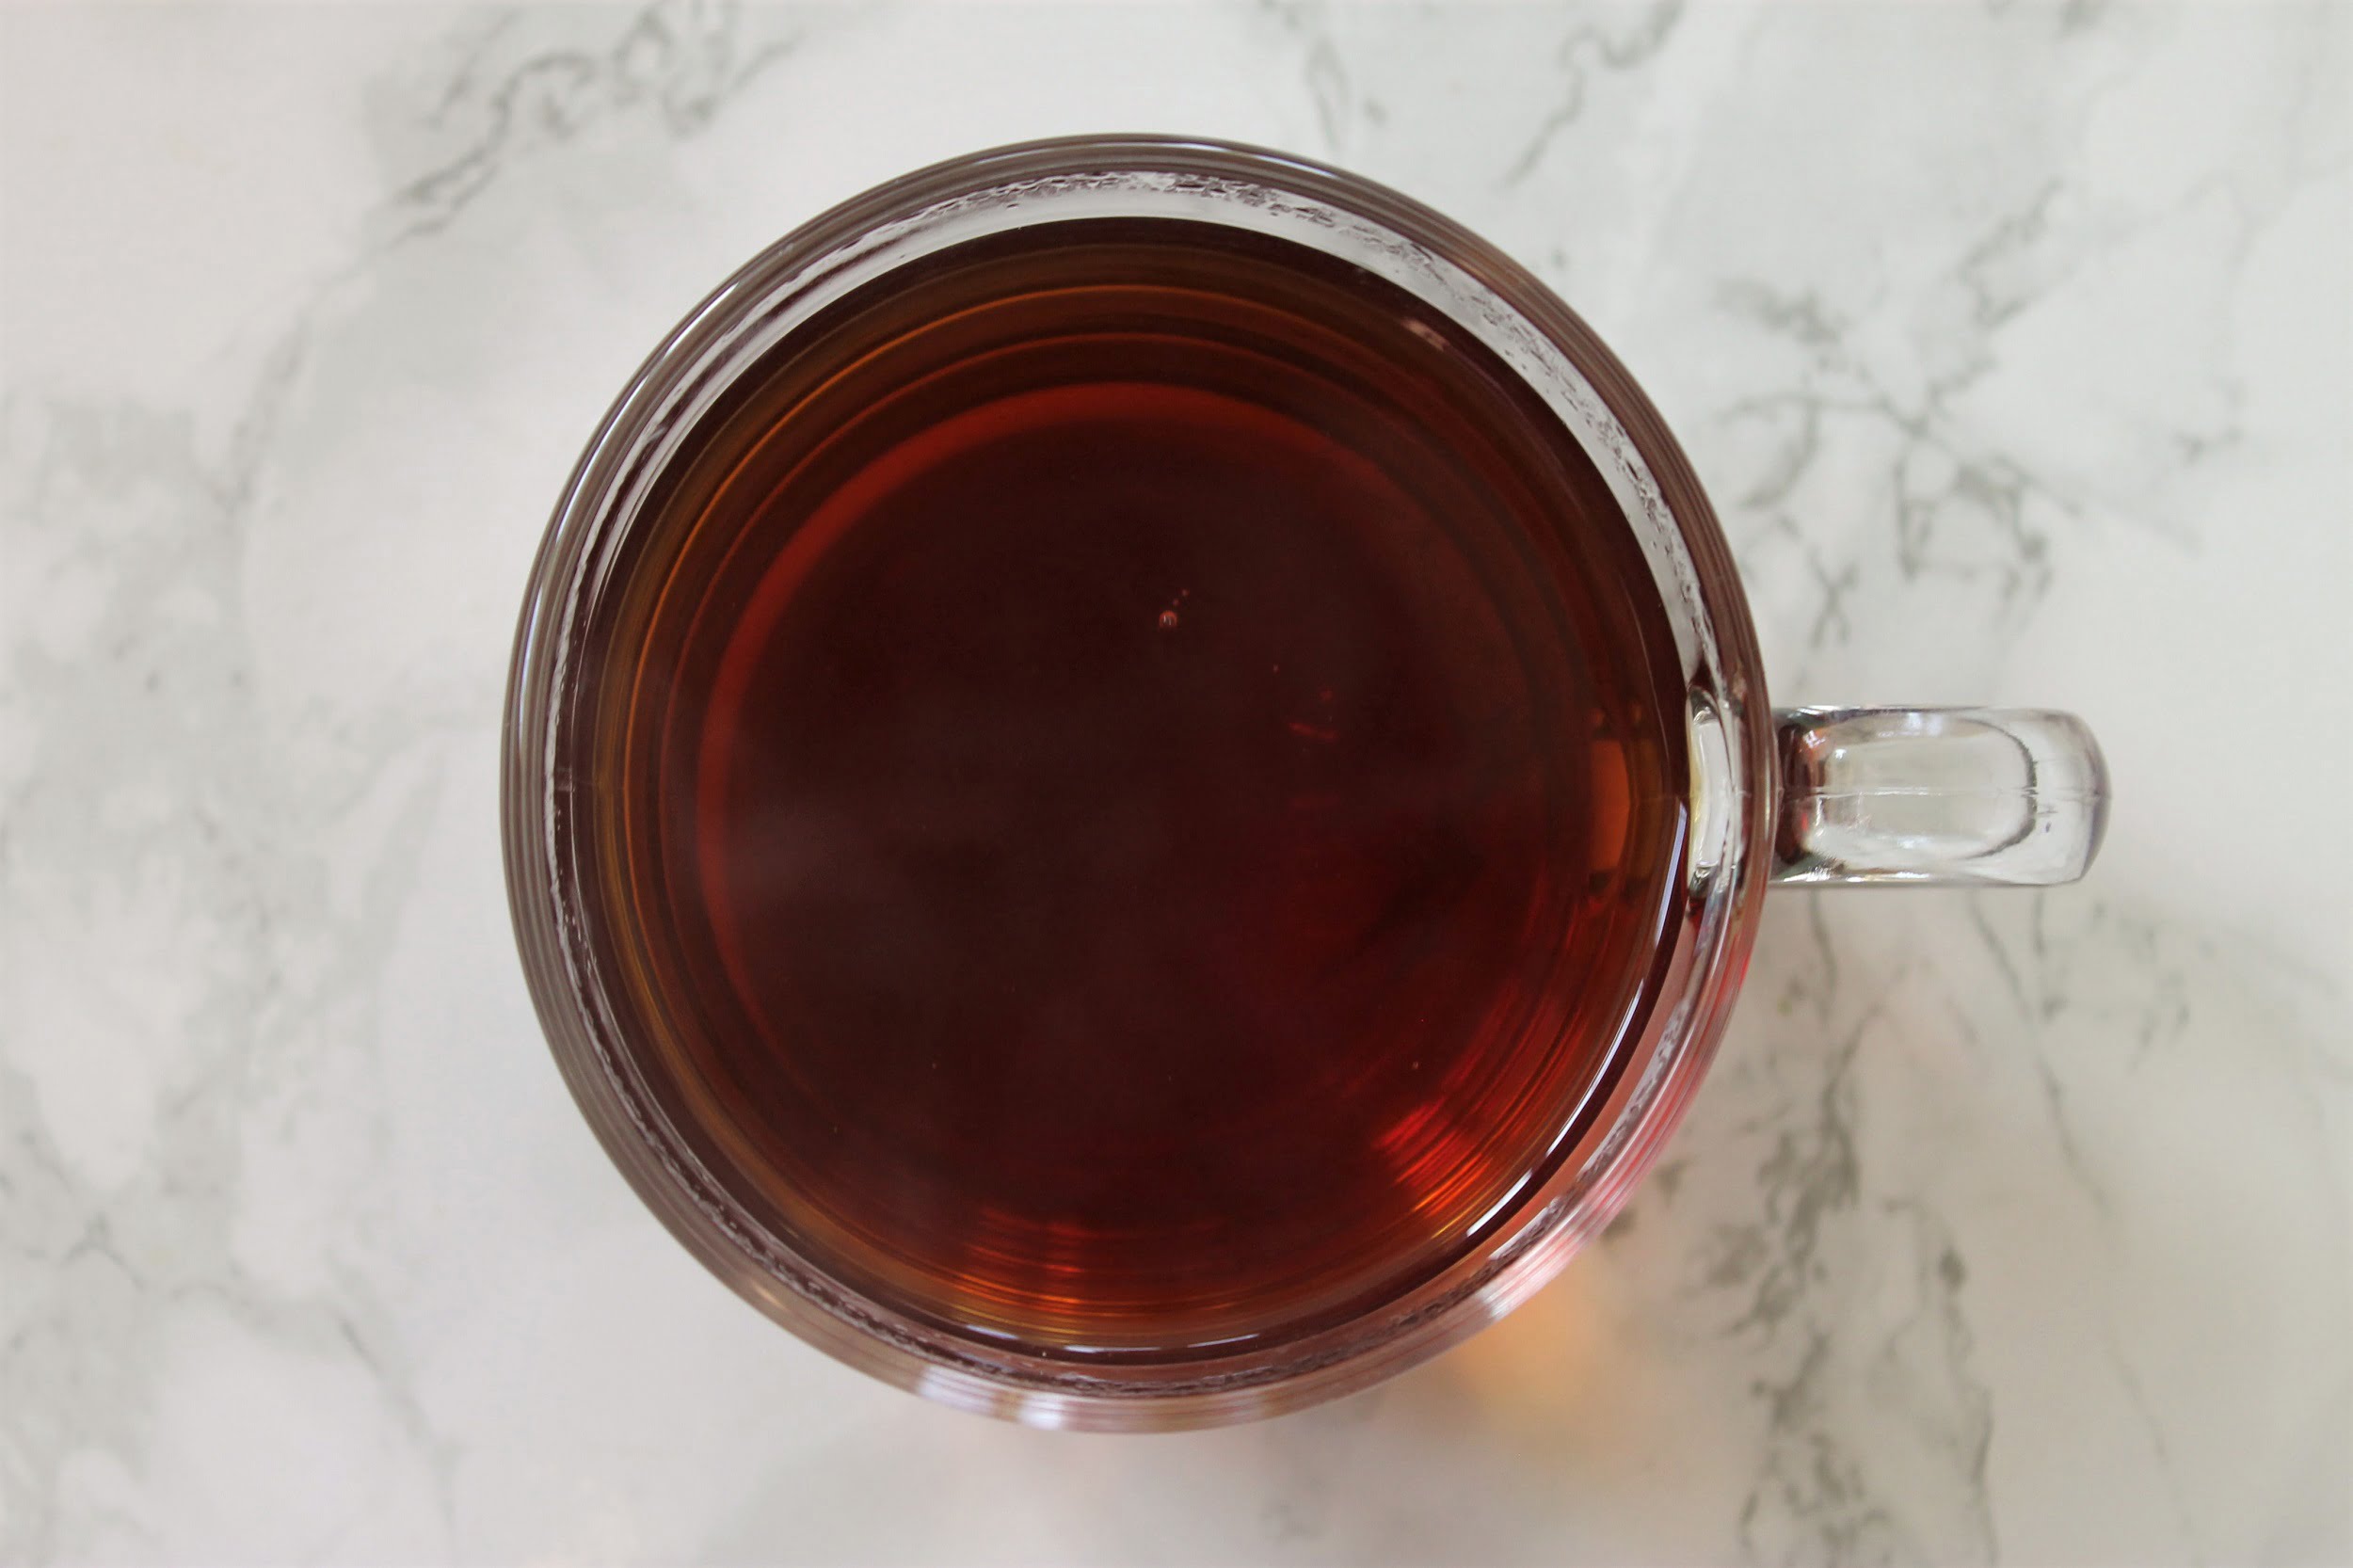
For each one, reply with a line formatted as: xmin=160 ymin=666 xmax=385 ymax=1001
xmin=566 ymin=218 xmax=1690 ymax=1357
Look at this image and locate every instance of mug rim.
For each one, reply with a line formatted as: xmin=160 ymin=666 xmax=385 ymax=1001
xmin=502 ymin=134 xmax=1774 ymax=1430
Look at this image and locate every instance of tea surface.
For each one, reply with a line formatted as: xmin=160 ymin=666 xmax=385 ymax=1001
xmin=574 ymin=219 xmax=1689 ymax=1354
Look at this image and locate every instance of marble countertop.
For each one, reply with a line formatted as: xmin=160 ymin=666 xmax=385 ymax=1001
xmin=4 ymin=4 xmax=2346 ymax=1563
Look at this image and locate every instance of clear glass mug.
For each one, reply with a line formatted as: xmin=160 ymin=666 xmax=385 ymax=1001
xmin=503 ymin=137 xmax=2106 ymax=1430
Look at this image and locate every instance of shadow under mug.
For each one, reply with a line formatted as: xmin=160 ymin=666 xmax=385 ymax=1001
xmin=503 ymin=137 xmax=2107 ymax=1430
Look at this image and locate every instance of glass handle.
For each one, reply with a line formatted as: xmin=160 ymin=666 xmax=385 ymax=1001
xmin=1770 ymin=707 xmax=2109 ymax=887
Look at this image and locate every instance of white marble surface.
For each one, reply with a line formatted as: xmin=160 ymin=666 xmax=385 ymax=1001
xmin=4 ymin=3 xmax=2348 ymax=1562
